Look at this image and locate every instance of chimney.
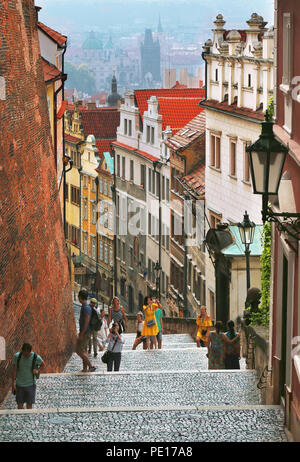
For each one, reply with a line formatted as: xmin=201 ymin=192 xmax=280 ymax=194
xmin=87 ymin=102 xmax=96 ymax=110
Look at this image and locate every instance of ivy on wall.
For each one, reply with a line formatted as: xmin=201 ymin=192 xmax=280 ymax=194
xmin=250 ymin=222 xmax=271 ymax=326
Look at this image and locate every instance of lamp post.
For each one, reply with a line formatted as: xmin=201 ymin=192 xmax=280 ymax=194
xmin=246 ymin=113 xmax=300 ymax=239
xmin=154 ymin=261 xmax=162 ymax=299
xmin=238 ymin=211 xmax=256 ymax=298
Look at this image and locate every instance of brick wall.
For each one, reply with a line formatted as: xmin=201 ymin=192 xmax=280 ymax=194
xmin=0 ymin=0 xmax=76 ymax=403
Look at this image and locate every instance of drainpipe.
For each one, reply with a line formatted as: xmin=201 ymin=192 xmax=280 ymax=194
xmin=111 ymin=144 xmax=118 ymax=297
xmin=61 ymin=42 xmax=68 ymax=237
xmin=202 ymin=51 xmax=208 ymax=100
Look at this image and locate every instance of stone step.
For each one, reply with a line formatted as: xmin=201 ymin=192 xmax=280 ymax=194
xmin=64 ymin=346 xmax=247 ymax=373
xmin=1 ymin=370 xmax=260 ymax=411
xmin=0 ymin=406 xmax=287 ymax=442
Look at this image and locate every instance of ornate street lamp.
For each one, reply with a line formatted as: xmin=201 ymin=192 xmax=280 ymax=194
xmin=154 ymin=261 xmax=162 ymax=299
xmin=238 ymin=211 xmax=256 ymax=293
xmin=246 ymin=113 xmax=300 ymax=239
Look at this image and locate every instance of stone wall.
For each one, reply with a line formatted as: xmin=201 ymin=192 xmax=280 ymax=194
xmin=0 ymin=0 xmax=76 ymax=403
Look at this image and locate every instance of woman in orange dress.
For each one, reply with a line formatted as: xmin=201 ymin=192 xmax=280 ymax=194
xmin=141 ymin=296 xmax=159 ymax=350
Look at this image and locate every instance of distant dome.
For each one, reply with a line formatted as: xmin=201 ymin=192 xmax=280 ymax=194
xmin=104 ymin=36 xmax=114 ymax=50
xmin=83 ymin=31 xmax=103 ymax=50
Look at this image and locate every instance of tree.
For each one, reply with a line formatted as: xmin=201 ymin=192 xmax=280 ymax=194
xmin=65 ymin=61 xmax=96 ymax=95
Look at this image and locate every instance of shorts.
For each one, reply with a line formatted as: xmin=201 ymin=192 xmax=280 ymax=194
xmin=151 ymin=331 xmax=162 ymax=343
xmin=136 ymin=331 xmax=146 ymax=343
xmin=16 ymin=385 xmax=36 ymax=405
xmin=77 ymin=332 xmax=91 ymax=354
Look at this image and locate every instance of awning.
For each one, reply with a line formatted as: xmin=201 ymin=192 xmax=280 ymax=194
xmin=57 ymin=100 xmax=67 ymax=119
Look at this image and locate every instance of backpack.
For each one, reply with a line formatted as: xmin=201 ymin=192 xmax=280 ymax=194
xmin=17 ymin=352 xmax=39 ymax=380
xmin=90 ymin=307 xmax=103 ymax=331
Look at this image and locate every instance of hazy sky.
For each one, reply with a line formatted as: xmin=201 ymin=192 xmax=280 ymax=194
xmin=37 ymin=0 xmax=274 ymax=36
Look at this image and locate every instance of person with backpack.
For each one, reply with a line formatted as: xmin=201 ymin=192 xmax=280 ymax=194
xmin=76 ymin=289 xmax=96 ymax=372
xmin=11 ymin=343 xmax=45 ymax=409
xmin=88 ymin=298 xmax=102 ymax=358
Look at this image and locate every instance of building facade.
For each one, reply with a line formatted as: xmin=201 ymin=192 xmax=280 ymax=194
xmin=267 ymin=0 xmax=300 ymax=441
xmin=201 ymin=13 xmax=274 ymax=321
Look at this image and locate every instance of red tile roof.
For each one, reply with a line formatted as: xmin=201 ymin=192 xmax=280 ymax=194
xmin=112 ymin=141 xmax=159 ymax=162
xmin=65 ymin=134 xmax=82 ymax=144
xmin=42 ymin=58 xmax=61 ymax=83
xmin=180 ymin=159 xmax=205 ymax=197
xmin=38 ymin=22 xmax=67 ymax=46
xmin=135 ymin=88 xmax=205 ymax=125
xmin=96 ymin=139 xmax=114 ymax=159
xmin=199 ymin=99 xmax=265 ymax=122
xmin=165 ymin=111 xmax=206 ymax=151
xmin=80 ymin=108 xmax=120 ymax=139
xmin=157 ymin=97 xmax=205 ymax=133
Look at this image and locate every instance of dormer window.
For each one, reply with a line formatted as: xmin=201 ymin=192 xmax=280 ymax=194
xmin=124 ymin=118 xmax=128 ymax=135
xmin=248 ymin=74 xmax=252 ymax=88
xmin=151 ymin=127 xmax=155 ymax=145
xmin=215 ymin=69 xmax=219 ymax=82
xmin=128 ymin=120 xmax=132 ymax=136
xmin=147 ymin=125 xmax=150 ymax=143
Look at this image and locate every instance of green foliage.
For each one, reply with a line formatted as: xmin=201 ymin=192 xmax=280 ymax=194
xmin=250 ymin=222 xmax=271 ymax=326
xmin=265 ymin=96 xmax=274 ymax=120
xmin=65 ymin=61 xmax=96 ymax=95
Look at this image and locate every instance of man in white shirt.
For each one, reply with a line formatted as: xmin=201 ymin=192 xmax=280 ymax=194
xmin=98 ymin=308 xmax=108 ymax=352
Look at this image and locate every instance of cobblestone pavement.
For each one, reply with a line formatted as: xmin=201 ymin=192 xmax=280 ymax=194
xmin=1 ymin=370 xmax=260 ymax=410
xmin=0 ymin=408 xmax=287 ymax=442
xmin=0 ymin=324 xmax=287 ymax=442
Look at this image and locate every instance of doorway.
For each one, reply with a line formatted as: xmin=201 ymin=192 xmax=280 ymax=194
xmin=280 ymin=255 xmax=288 ymax=400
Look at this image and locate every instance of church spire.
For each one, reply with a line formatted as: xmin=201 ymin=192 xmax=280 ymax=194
xmin=158 ymin=15 xmax=163 ymax=34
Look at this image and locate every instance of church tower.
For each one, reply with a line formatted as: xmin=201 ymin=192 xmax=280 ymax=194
xmin=140 ymin=29 xmax=161 ymax=85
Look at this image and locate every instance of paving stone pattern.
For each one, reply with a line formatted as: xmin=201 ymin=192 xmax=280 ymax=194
xmin=0 ymin=327 xmax=288 ymax=442
xmin=0 ymin=409 xmax=287 ymax=442
xmin=1 ymin=371 xmax=260 ymax=410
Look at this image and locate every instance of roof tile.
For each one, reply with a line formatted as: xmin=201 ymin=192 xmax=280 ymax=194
xmin=38 ymin=22 xmax=67 ymax=46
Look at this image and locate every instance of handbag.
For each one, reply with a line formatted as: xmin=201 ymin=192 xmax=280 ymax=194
xmin=101 ymin=337 xmax=118 ymax=364
xmin=146 ymin=319 xmax=156 ymax=328
xmin=201 ymin=330 xmax=207 ymax=336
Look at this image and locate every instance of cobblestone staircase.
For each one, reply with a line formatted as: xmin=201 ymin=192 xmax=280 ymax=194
xmin=0 ymin=330 xmax=288 ymax=442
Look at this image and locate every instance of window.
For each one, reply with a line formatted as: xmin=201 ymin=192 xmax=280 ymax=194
xmin=282 ymin=12 xmax=293 ymax=87
xmin=148 ymin=213 xmax=152 ymax=235
xmin=83 ymin=233 xmax=88 ymax=254
xmin=215 ymin=68 xmax=218 ymax=82
xmin=91 ymin=179 xmax=96 ymax=192
xmin=104 ymin=244 xmax=108 ymax=264
xmin=140 ymin=164 xmax=146 ymax=189
xmin=91 ymin=237 xmax=96 ymax=260
xmin=109 ymin=247 xmax=113 ymax=266
xmin=128 ymin=120 xmax=132 ymax=136
xmin=243 ymin=142 xmax=250 ymax=183
xmin=99 ymin=177 xmax=103 ymax=194
xmin=83 ymin=175 xmax=87 ymax=188
xmin=151 ymin=127 xmax=155 ymax=145
xmin=100 ymin=241 xmax=103 ymax=261
xmin=248 ymin=74 xmax=252 ymax=88
xmin=71 ymin=186 xmax=80 ymax=206
xmin=120 ymin=278 xmax=126 ymax=297
xmin=152 ymin=170 xmax=156 ymax=195
xmin=209 ymin=210 xmax=222 ymax=229
xmin=148 ymin=168 xmax=152 ymax=192
xmin=210 ymin=134 xmax=221 ymax=169
xmin=122 ymin=241 xmax=126 ymax=263
xmin=91 ymin=203 xmax=96 ymax=224
xmin=229 ymin=141 xmax=236 ymax=177
xmin=130 ymin=160 xmax=134 ymax=182
xmin=104 ymin=180 xmax=108 ymax=196
xmin=65 ymin=183 xmax=69 ymax=201
xmin=166 ymin=179 xmax=169 ymax=202
xmin=124 ymin=118 xmax=128 ymax=135
xmin=117 ymin=155 xmax=120 ymax=177
xmin=147 ymin=125 xmax=151 ymax=143
xmin=122 ymin=157 xmax=125 ymax=179
xmin=162 ymin=176 xmax=165 ymax=201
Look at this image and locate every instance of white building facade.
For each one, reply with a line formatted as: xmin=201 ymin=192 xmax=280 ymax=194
xmin=201 ymin=13 xmax=274 ymax=321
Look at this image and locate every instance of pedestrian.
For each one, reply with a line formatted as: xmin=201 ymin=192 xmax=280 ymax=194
xmin=150 ymin=299 xmax=164 ymax=350
xmin=132 ymin=312 xmax=147 ymax=350
xmin=224 ymin=320 xmax=241 ymax=369
xmin=108 ymin=296 xmax=128 ymax=333
xmin=196 ymin=306 xmax=213 ymax=347
xmin=98 ymin=308 xmax=108 ymax=352
xmin=141 ymin=296 xmax=159 ymax=350
xmin=75 ymin=289 xmax=96 ymax=372
xmin=88 ymin=298 xmax=101 ymax=358
xmin=207 ymin=321 xmax=225 ymax=369
xmin=11 ymin=343 xmax=45 ymax=410
xmin=105 ymin=322 xmax=125 ymax=372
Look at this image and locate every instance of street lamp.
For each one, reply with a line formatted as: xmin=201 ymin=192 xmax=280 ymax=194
xmin=238 ymin=211 xmax=256 ymax=294
xmin=154 ymin=261 xmax=162 ymax=299
xmin=246 ymin=113 xmax=300 ymax=240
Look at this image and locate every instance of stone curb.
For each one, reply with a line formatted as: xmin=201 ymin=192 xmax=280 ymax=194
xmin=0 ymin=404 xmax=282 ymax=417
